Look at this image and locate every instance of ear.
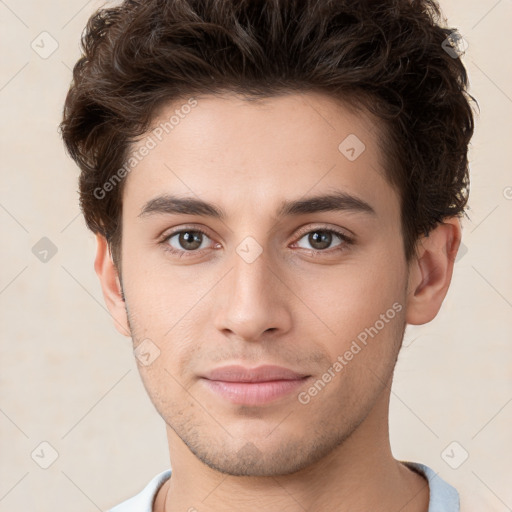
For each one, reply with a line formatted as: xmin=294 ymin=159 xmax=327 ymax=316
xmin=94 ymin=233 xmax=131 ymax=337
xmin=405 ymin=217 xmax=462 ymax=325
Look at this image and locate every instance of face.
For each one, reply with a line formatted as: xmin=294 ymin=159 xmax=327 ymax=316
xmin=116 ymin=92 xmax=411 ymax=476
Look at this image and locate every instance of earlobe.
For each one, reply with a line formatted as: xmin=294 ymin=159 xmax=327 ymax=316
xmin=94 ymin=234 xmax=131 ymax=337
xmin=405 ymin=218 xmax=461 ymax=325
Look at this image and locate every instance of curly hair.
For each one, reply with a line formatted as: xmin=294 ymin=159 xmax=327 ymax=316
xmin=59 ymin=0 xmax=476 ymax=271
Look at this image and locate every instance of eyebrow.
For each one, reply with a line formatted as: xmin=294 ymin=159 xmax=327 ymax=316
xmin=138 ymin=190 xmax=376 ymax=220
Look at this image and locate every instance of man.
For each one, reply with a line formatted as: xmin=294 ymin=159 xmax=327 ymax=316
xmin=60 ymin=0 xmax=475 ymax=510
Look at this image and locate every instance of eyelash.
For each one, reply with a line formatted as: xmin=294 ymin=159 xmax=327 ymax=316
xmin=158 ymin=225 xmax=354 ymax=259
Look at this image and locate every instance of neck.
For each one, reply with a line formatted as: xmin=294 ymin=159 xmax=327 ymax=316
xmin=155 ymin=386 xmax=429 ymax=512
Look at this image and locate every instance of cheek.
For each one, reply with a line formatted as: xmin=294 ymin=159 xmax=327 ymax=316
xmin=294 ymin=249 xmax=406 ymax=349
xmin=296 ymin=295 xmax=406 ymax=414
xmin=121 ymin=253 xmax=192 ymax=336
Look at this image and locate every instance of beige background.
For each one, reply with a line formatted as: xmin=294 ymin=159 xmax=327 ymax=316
xmin=0 ymin=0 xmax=511 ymax=510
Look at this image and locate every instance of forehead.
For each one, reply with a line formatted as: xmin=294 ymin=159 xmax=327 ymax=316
xmin=122 ymin=91 xmax=399 ymax=221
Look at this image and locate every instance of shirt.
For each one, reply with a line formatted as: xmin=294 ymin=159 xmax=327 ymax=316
xmin=108 ymin=460 xmax=459 ymax=512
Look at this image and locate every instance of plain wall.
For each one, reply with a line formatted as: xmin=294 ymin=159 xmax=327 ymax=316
xmin=0 ymin=0 xmax=511 ymax=510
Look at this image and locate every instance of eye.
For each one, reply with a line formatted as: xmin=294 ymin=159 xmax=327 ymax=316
xmin=160 ymin=227 xmax=216 ymax=257
xmin=158 ymin=225 xmax=354 ymax=259
xmin=293 ymin=227 xmax=353 ymax=253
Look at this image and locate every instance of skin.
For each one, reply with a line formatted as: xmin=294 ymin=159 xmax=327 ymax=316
xmin=95 ymin=91 xmax=461 ymax=512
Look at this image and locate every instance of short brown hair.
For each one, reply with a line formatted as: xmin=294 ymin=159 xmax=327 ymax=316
xmin=60 ymin=0 xmax=476 ymax=271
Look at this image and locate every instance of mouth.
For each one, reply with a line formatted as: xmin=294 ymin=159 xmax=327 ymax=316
xmin=199 ymin=365 xmax=311 ymax=405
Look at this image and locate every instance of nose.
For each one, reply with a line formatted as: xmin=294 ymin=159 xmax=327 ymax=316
xmin=213 ymin=243 xmax=293 ymax=342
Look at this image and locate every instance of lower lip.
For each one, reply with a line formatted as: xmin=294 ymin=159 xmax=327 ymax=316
xmin=201 ymin=377 xmax=309 ymax=405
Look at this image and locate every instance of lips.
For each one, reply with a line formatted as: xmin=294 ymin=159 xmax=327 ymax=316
xmin=200 ymin=365 xmax=311 ymax=405
xmin=201 ymin=364 xmax=309 ymax=382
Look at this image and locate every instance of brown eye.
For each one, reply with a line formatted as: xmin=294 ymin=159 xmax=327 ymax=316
xmin=165 ymin=230 xmax=210 ymax=252
xmin=296 ymin=229 xmax=347 ymax=252
xmin=177 ymin=231 xmax=203 ymax=250
xmin=308 ymin=231 xmax=334 ymax=250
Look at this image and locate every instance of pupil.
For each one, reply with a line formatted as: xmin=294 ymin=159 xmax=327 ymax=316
xmin=310 ymin=231 xmax=331 ymax=250
xmin=180 ymin=231 xmax=202 ymax=250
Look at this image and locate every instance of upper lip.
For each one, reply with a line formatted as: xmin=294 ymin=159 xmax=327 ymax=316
xmin=201 ymin=365 xmax=309 ymax=383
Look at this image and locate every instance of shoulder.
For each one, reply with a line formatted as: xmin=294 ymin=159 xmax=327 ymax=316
xmin=108 ymin=469 xmax=172 ymax=512
xmin=401 ymin=461 xmax=460 ymax=512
